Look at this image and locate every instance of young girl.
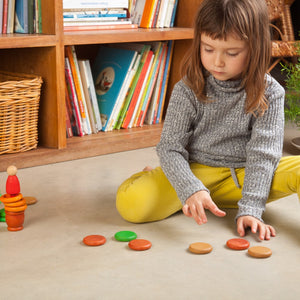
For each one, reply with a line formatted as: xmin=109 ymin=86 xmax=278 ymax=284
xmin=116 ymin=0 xmax=300 ymax=241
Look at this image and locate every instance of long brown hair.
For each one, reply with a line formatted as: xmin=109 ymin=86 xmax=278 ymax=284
xmin=181 ymin=0 xmax=271 ymax=116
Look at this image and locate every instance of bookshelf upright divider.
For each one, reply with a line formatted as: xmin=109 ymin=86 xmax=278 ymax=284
xmin=0 ymin=0 xmax=198 ymax=171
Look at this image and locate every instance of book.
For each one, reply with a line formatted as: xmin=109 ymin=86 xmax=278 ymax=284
xmin=114 ymin=44 xmax=151 ymax=130
xmin=92 ymin=46 xmax=137 ymax=131
xmin=164 ymin=0 xmax=175 ymax=28
xmin=0 ymin=0 xmax=3 ymax=33
xmin=150 ymin=0 xmax=161 ymax=27
xmin=27 ymin=0 xmax=34 ymax=33
xmin=65 ymin=46 xmax=92 ymax=135
xmin=156 ymin=40 xmax=174 ymax=123
xmin=82 ymin=59 xmax=102 ymax=131
xmin=130 ymin=0 xmax=146 ymax=25
xmin=136 ymin=42 xmax=164 ymax=126
xmin=2 ymin=0 xmax=8 ymax=33
xmin=63 ymin=0 xmax=129 ymax=10
xmin=64 ymin=23 xmax=138 ymax=31
xmin=128 ymin=51 xmax=154 ymax=128
xmin=7 ymin=0 xmax=15 ymax=33
xmin=156 ymin=0 xmax=168 ymax=28
xmin=121 ymin=48 xmax=154 ymax=129
xmin=14 ymin=0 xmax=29 ymax=33
xmin=170 ymin=0 xmax=178 ymax=27
xmin=106 ymin=51 xmax=139 ymax=131
xmin=65 ymin=57 xmax=84 ymax=136
xmin=139 ymin=0 xmax=157 ymax=28
xmin=78 ymin=60 xmax=98 ymax=134
xmin=36 ymin=0 xmax=42 ymax=33
xmin=65 ymin=88 xmax=74 ymax=138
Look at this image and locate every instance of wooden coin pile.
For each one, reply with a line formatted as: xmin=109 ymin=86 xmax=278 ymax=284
xmin=0 ymin=193 xmax=27 ymax=213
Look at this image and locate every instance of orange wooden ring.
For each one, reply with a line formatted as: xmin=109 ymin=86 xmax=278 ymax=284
xmin=4 ymin=204 xmax=27 ymax=212
xmin=4 ymin=199 xmax=27 ymax=208
xmin=0 ymin=193 xmax=23 ymax=204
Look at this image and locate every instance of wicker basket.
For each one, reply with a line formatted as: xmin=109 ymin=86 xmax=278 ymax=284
xmin=0 ymin=71 xmax=43 ymax=154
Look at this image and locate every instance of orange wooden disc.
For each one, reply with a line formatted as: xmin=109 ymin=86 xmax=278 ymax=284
xmin=4 ymin=204 xmax=27 ymax=212
xmin=4 ymin=199 xmax=27 ymax=208
xmin=0 ymin=193 xmax=23 ymax=204
xmin=189 ymin=242 xmax=213 ymax=254
xmin=128 ymin=239 xmax=152 ymax=251
xmin=248 ymin=246 xmax=272 ymax=258
xmin=83 ymin=235 xmax=106 ymax=246
xmin=226 ymin=238 xmax=250 ymax=250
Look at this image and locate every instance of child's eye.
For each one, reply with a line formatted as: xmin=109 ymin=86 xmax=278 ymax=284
xmin=227 ymin=52 xmax=239 ymax=57
xmin=204 ymin=48 xmax=213 ymax=53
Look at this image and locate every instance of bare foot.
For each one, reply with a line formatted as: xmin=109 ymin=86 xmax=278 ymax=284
xmin=143 ymin=166 xmax=153 ymax=172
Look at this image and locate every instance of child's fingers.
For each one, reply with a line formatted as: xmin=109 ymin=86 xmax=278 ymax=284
xmin=182 ymin=204 xmax=192 ymax=217
xmin=237 ymin=218 xmax=245 ymax=237
xmin=206 ymin=201 xmax=226 ymax=217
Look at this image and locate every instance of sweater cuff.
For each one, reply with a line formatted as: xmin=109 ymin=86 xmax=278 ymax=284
xmin=235 ymin=204 xmax=264 ymax=223
xmin=179 ymin=184 xmax=210 ymax=205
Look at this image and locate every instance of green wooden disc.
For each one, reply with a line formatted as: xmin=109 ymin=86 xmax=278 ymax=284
xmin=114 ymin=230 xmax=137 ymax=242
xmin=0 ymin=208 xmax=5 ymax=222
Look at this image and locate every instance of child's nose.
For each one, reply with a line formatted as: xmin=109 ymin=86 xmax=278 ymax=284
xmin=214 ymin=54 xmax=225 ymax=67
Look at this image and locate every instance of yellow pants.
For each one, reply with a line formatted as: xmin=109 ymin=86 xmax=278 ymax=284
xmin=116 ymin=156 xmax=300 ymax=223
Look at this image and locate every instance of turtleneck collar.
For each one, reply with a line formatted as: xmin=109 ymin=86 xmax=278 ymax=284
xmin=207 ymin=74 xmax=244 ymax=93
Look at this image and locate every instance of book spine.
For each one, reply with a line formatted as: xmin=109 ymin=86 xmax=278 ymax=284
xmin=65 ymin=57 xmax=84 ymax=136
xmin=14 ymin=0 xmax=29 ymax=33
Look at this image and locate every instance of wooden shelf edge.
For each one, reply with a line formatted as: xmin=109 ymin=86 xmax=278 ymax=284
xmin=0 ymin=34 xmax=57 ymax=49
xmin=64 ymin=27 xmax=194 ymax=45
xmin=0 ymin=124 xmax=163 ymax=172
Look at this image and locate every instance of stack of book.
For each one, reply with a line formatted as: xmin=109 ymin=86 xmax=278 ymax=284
xmin=0 ymin=0 xmax=42 ymax=34
xmin=63 ymin=0 xmax=137 ymax=31
xmin=130 ymin=0 xmax=178 ymax=28
xmin=64 ymin=41 xmax=173 ymax=136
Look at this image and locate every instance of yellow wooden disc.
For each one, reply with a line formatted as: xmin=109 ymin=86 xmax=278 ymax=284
xmin=248 ymin=246 xmax=272 ymax=258
xmin=189 ymin=242 xmax=213 ymax=254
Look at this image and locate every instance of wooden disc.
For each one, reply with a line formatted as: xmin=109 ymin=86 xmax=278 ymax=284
xmin=189 ymin=242 xmax=213 ymax=254
xmin=226 ymin=238 xmax=250 ymax=250
xmin=83 ymin=235 xmax=106 ymax=246
xmin=128 ymin=239 xmax=152 ymax=251
xmin=248 ymin=246 xmax=272 ymax=258
xmin=114 ymin=230 xmax=137 ymax=242
xmin=24 ymin=196 xmax=38 ymax=205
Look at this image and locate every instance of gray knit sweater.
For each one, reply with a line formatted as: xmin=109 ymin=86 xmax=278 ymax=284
xmin=156 ymin=74 xmax=285 ymax=222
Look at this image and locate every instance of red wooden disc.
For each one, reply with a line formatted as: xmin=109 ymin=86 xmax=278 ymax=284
xmin=128 ymin=239 xmax=152 ymax=251
xmin=226 ymin=238 xmax=250 ymax=250
xmin=83 ymin=235 xmax=106 ymax=246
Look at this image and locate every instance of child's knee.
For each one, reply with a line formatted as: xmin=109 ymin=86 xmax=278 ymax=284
xmin=116 ymin=171 xmax=160 ymax=223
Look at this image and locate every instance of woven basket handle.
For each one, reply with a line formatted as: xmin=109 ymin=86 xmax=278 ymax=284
xmin=270 ymin=23 xmax=286 ymax=41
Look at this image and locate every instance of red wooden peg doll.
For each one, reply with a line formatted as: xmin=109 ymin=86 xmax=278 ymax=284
xmin=6 ymin=165 xmax=20 ymax=196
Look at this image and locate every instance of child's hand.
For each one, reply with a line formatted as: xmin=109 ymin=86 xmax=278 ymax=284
xmin=237 ymin=215 xmax=276 ymax=240
xmin=182 ymin=190 xmax=226 ymax=225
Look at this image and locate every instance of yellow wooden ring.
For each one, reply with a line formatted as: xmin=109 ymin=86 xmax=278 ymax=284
xmin=0 ymin=193 xmax=23 ymax=204
xmin=4 ymin=204 xmax=27 ymax=212
xmin=4 ymin=199 xmax=27 ymax=207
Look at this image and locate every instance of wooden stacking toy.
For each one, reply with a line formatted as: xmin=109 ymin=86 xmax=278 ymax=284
xmin=0 ymin=166 xmax=27 ymax=231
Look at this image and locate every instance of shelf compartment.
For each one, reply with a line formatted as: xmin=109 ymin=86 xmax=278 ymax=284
xmin=64 ymin=27 xmax=194 ymax=45
xmin=0 ymin=124 xmax=163 ymax=171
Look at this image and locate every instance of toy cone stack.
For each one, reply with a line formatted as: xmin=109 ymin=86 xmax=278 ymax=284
xmin=0 ymin=166 xmax=27 ymax=231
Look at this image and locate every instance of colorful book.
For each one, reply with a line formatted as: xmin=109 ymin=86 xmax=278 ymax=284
xmin=121 ymin=47 xmax=153 ymax=129
xmin=65 ymin=88 xmax=74 ymax=138
xmin=7 ymin=0 xmax=15 ymax=33
xmin=28 ymin=0 xmax=34 ymax=33
xmin=137 ymin=42 xmax=165 ymax=126
xmin=64 ymin=23 xmax=138 ymax=31
xmin=65 ymin=57 xmax=84 ymax=136
xmin=65 ymin=45 xmax=92 ymax=135
xmin=156 ymin=0 xmax=168 ymax=28
xmin=164 ymin=0 xmax=175 ymax=27
xmin=128 ymin=51 xmax=154 ymax=128
xmin=170 ymin=0 xmax=178 ymax=27
xmin=14 ymin=0 xmax=28 ymax=33
xmin=0 ymin=0 xmax=3 ymax=33
xmin=156 ymin=40 xmax=174 ymax=123
xmin=92 ymin=46 xmax=137 ymax=131
xmin=114 ymin=44 xmax=151 ymax=130
xmin=139 ymin=0 xmax=157 ymax=28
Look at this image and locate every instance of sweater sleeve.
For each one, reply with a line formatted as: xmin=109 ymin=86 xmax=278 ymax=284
xmin=236 ymin=76 xmax=285 ymax=222
xmin=156 ymin=81 xmax=209 ymax=204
